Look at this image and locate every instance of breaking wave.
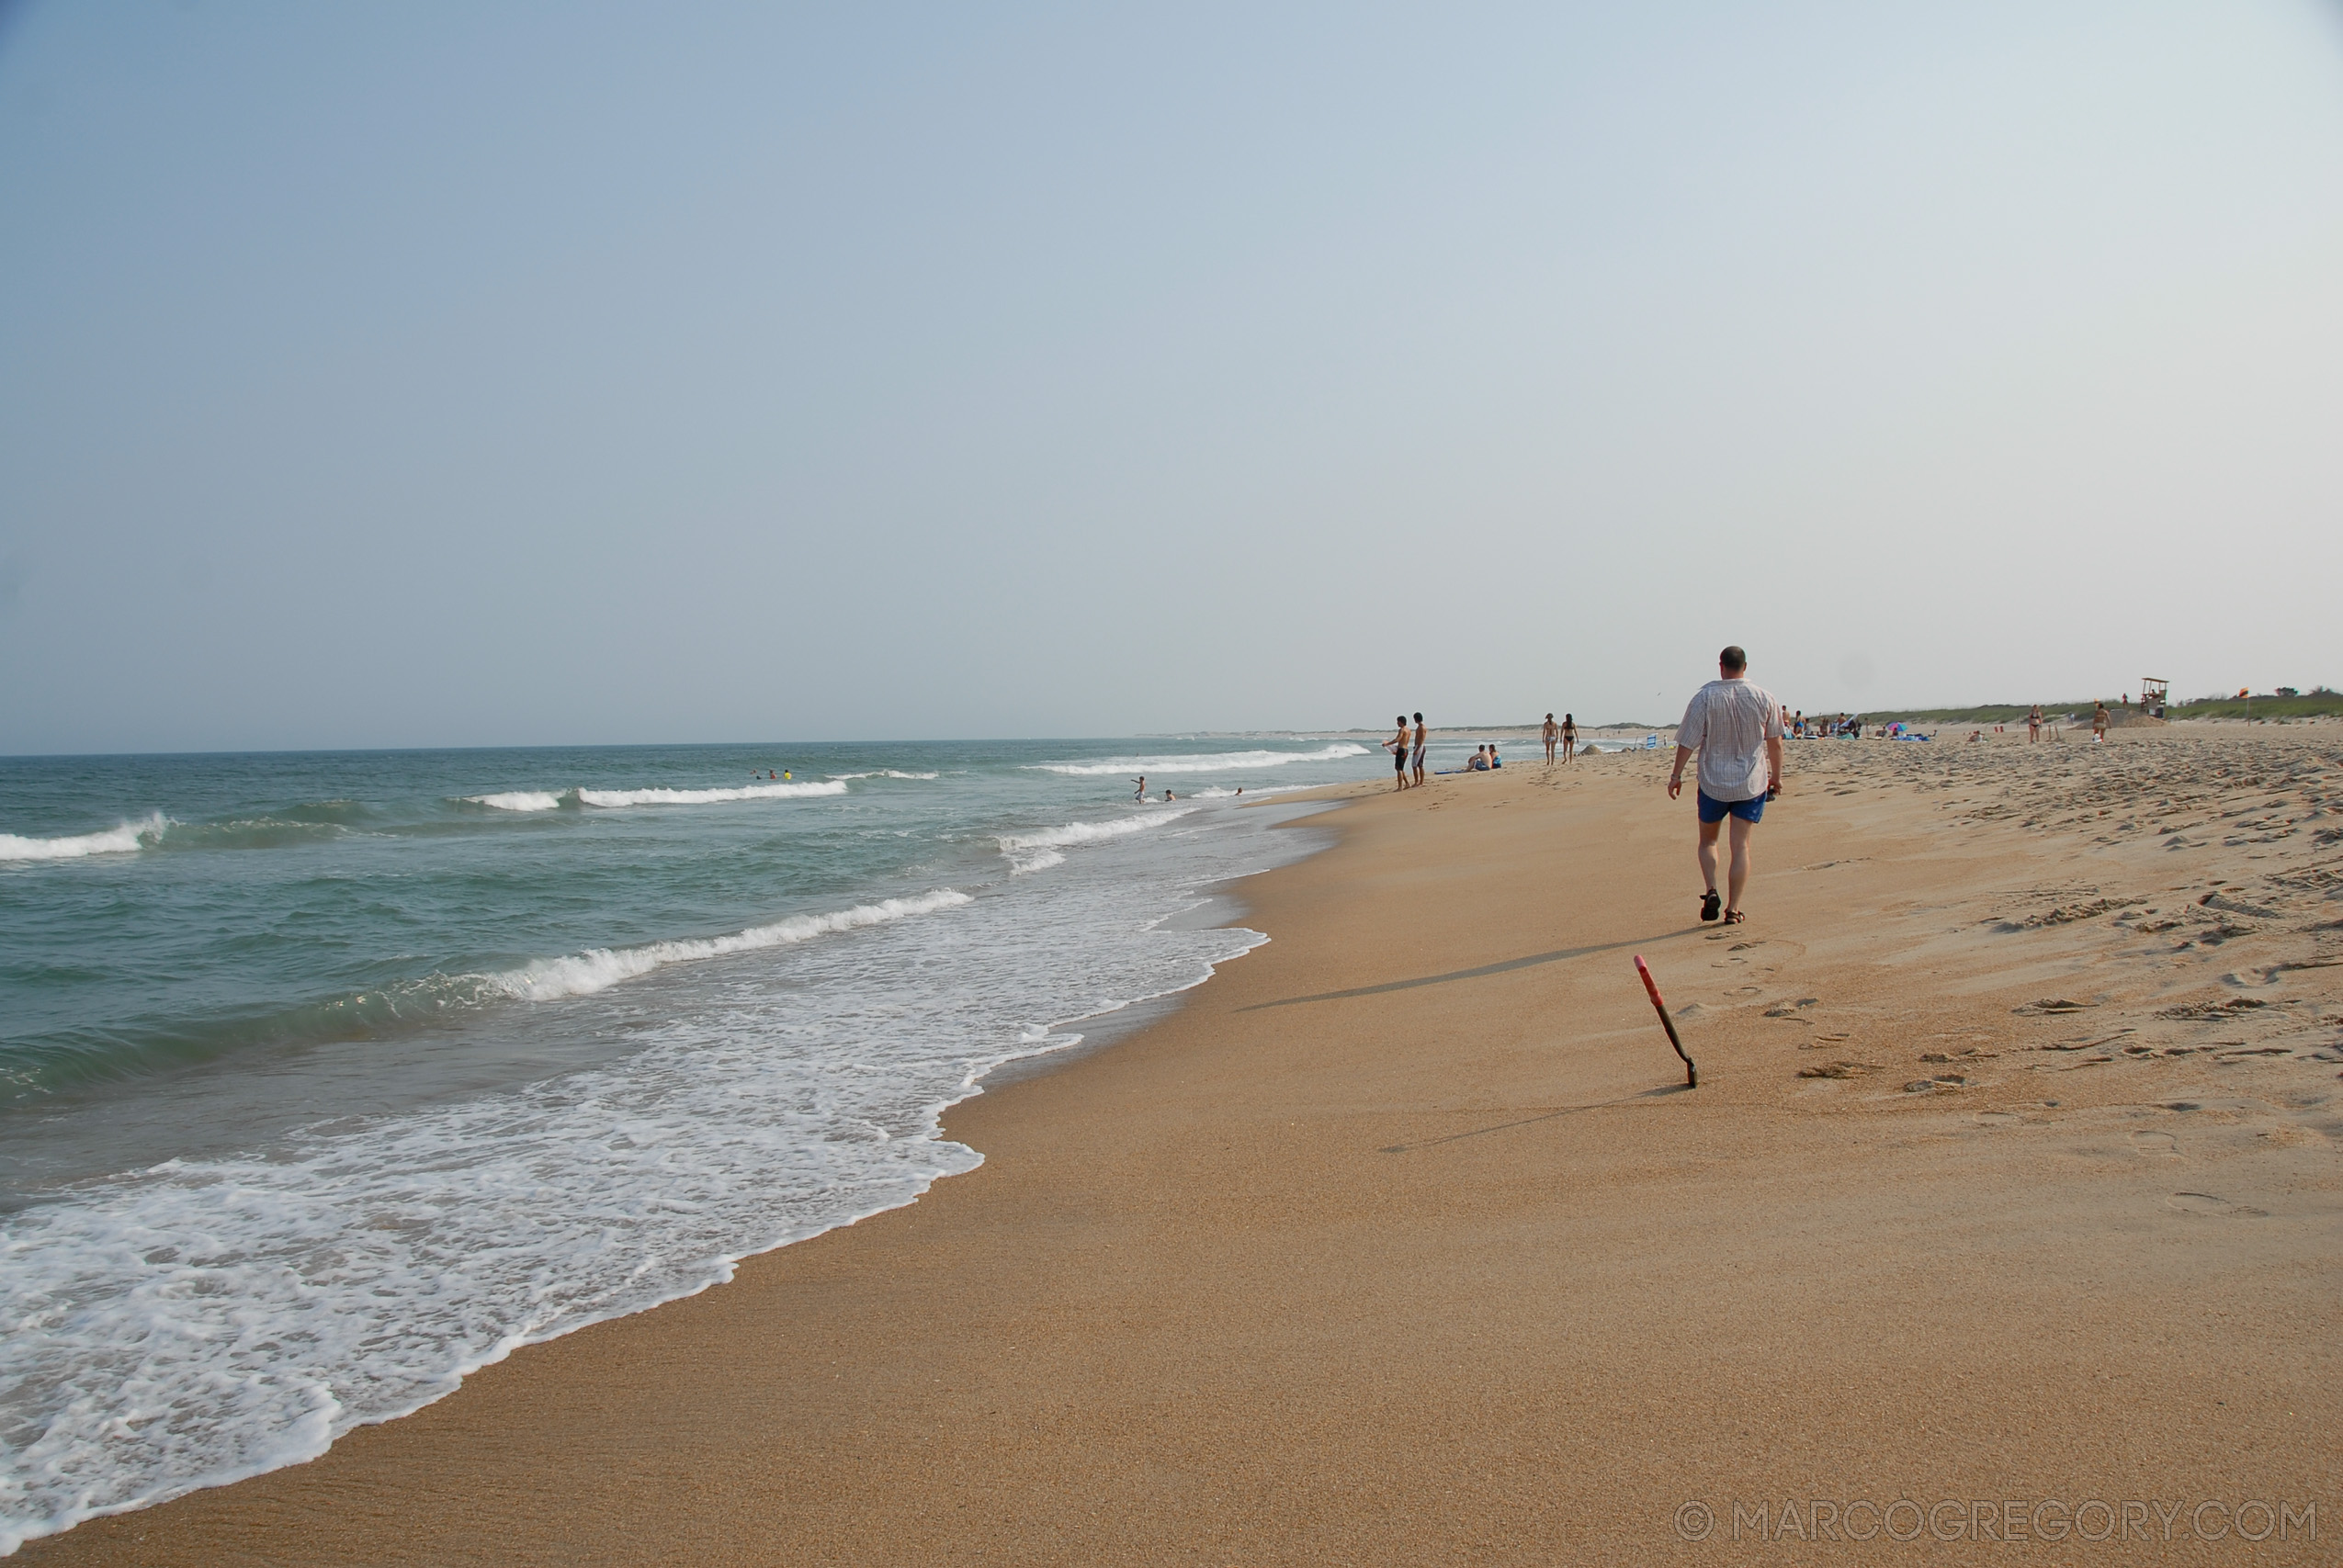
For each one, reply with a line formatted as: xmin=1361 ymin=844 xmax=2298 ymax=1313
xmin=576 ymin=781 xmax=847 ymax=807
xmin=1027 ymin=743 xmax=1370 ymax=776
xmin=462 ymin=791 xmax=564 ymax=812
xmin=460 ymin=781 xmax=849 ymax=811
xmin=996 ymin=808 xmax=1194 ymax=874
xmin=0 ymin=814 xmax=167 ymax=863
xmin=468 ymin=889 xmax=972 ymax=1001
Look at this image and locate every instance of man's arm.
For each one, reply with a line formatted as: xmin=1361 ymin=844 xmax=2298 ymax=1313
xmin=1668 ymin=744 xmax=1694 ymax=799
xmin=1767 ymin=735 xmax=1784 ymax=795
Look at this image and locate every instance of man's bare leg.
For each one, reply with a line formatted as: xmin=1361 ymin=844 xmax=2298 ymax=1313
xmin=1696 ymin=818 xmax=1721 ymax=898
xmin=1726 ymin=815 xmax=1755 ymax=913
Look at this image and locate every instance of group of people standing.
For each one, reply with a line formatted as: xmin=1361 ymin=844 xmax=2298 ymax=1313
xmin=1380 ymin=711 xmax=1583 ymax=790
xmin=1383 ymin=714 xmax=1430 ymax=789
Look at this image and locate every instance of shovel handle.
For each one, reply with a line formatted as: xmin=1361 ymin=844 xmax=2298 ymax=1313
xmin=1634 ymin=954 xmax=1698 ymax=1088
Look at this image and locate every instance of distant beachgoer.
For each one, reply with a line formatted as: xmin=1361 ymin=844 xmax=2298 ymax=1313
xmin=2092 ymin=703 xmax=2110 ymax=744
xmin=1134 ymin=776 xmax=1146 ymax=800
xmin=1561 ymin=713 xmax=1578 ymax=762
xmin=1412 ymin=713 xmax=1428 ymax=786
xmin=1235 ymin=788 xmax=1243 ymax=796
xmin=1387 ymin=716 xmax=1410 ymax=790
xmin=1668 ymin=645 xmax=1785 ymax=927
xmin=1543 ymin=714 xmax=1558 ymax=761
xmin=2028 ymin=705 xmax=2042 ymax=743
xmin=1165 ymin=790 xmax=1175 ymax=800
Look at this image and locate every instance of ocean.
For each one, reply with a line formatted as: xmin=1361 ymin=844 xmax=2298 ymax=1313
xmin=0 ymin=735 xmax=1449 ymax=1552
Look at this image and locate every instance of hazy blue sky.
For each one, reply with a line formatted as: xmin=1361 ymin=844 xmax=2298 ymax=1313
xmin=4 ymin=2 xmax=2339 ymax=752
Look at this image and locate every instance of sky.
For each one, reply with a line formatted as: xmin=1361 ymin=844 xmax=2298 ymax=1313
xmin=3 ymin=2 xmax=2339 ymax=753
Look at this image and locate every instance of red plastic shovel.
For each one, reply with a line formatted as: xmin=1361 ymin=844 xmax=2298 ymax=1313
xmin=1635 ymin=954 xmax=1697 ymax=1088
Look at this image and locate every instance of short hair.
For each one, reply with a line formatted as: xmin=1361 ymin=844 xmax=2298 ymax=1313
xmin=1413 ymin=712 xmax=1423 ymax=722
xmin=1720 ymin=645 xmax=1748 ymax=672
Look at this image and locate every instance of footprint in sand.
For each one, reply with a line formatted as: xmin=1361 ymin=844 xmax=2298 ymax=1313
xmin=1974 ymin=1111 xmax=2021 ymax=1127
xmin=2128 ymin=1129 xmax=2179 ymax=1157
xmin=2166 ymin=1191 xmax=2269 ymax=1218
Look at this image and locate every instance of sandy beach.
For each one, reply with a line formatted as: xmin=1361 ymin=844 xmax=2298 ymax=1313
xmin=31 ymin=726 xmax=2340 ymax=1565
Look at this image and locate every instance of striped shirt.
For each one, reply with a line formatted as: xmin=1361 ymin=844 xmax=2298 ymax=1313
xmin=1680 ymin=678 xmax=1783 ymax=803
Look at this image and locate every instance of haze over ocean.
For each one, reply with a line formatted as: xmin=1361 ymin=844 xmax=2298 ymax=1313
xmin=4 ymin=4 xmax=2340 ymax=756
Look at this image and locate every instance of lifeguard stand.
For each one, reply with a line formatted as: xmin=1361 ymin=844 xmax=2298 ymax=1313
xmin=2141 ymin=677 xmax=2168 ymax=719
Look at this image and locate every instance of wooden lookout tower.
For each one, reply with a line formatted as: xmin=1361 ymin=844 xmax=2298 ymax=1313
xmin=2141 ymin=677 xmax=2168 ymax=719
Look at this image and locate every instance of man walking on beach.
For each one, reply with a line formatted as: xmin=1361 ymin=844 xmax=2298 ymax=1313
xmin=1412 ymin=713 xmax=1428 ymax=787
xmin=1543 ymin=714 xmax=1558 ymax=762
xmin=1667 ymin=646 xmax=1784 ymax=926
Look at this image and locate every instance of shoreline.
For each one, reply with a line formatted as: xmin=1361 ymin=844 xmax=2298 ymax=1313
xmin=25 ymin=730 xmax=2340 ymax=1564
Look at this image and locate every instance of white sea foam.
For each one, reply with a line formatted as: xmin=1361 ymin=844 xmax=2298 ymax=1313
xmin=576 ymin=781 xmax=847 ymax=807
xmin=0 ymin=814 xmax=167 ymax=863
xmin=462 ymin=791 xmax=565 ymax=812
xmin=0 ymin=791 xmax=1324 ymax=1554
xmin=829 ymin=770 xmax=940 ymax=781
xmin=474 ymin=890 xmax=973 ymax=1001
xmin=1026 ymin=743 xmax=1370 ymax=776
xmin=996 ymin=808 xmax=1194 ymax=873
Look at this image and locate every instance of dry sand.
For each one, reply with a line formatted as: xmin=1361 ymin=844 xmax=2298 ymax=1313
xmin=30 ymin=726 xmax=2341 ymax=1565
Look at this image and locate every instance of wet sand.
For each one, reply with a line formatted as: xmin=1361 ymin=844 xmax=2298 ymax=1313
xmin=30 ymin=726 xmax=2341 ymax=1565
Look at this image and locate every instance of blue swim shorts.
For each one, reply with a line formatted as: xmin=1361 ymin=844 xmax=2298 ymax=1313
xmin=1696 ymin=789 xmax=1766 ymax=825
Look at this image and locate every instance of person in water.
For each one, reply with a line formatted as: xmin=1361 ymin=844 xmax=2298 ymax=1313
xmin=1133 ymin=776 xmax=1146 ymax=800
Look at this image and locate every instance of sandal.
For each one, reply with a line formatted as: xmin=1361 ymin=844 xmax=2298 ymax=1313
xmin=1722 ymin=909 xmax=1747 ymax=926
xmin=1700 ymin=889 xmax=1722 ymax=922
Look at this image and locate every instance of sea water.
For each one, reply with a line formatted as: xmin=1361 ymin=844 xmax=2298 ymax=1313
xmin=0 ymin=735 xmax=1415 ymax=1552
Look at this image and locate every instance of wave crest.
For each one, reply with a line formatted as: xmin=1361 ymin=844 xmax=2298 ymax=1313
xmin=1027 ymin=743 xmax=1369 ymax=776
xmin=461 ymin=791 xmax=565 ymax=812
xmin=469 ymin=889 xmax=972 ymax=1000
xmin=0 ymin=814 xmax=167 ymax=863
xmin=577 ymin=782 xmax=847 ymax=807
xmin=997 ymin=808 xmax=1193 ymax=873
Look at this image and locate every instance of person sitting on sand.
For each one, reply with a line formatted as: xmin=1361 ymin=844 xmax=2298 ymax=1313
xmin=1667 ymin=644 xmax=1784 ymax=928
xmin=1468 ymin=746 xmax=1489 ymax=771
xmin=1488 ymin=742 xmax=1502 ymax=768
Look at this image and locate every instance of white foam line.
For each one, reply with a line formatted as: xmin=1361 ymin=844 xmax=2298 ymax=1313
xmin=472 ymin=889 xmax=974 ymax=1002
xmin=996 ymin=808 xmax=1194 ymax=874
xmin=1025 ymin=744 xmax=1370 ymax=776
xmin=0 ymin=814 xmax=167 ymax=863
xmin=827 ymin=770 xmax=940 ymax=781
xmin=576 ymin=781 xmax=847 ymax=807
xmin=462 ymin=791 xmax=564 ymax=812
